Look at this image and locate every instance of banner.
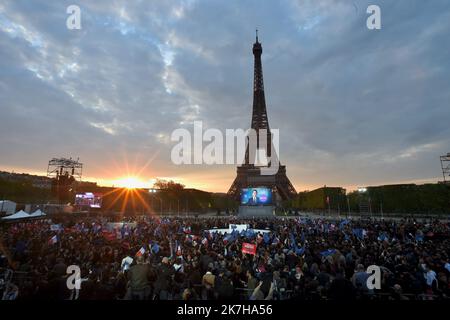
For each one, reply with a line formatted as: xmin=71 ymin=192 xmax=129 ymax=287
xmin=121 ymin=256 xmax=133 ymax=271
xmin=50 ymin=224 xmax=63 ymax=231
xmin=242 ymin=242 xmax=257 ymax=255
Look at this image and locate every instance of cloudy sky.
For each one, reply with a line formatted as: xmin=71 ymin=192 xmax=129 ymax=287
xmin=0 ymin=0 xmax=449 ymax=192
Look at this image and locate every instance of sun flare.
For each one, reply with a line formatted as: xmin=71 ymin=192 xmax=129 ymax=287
xmin=113 ymin=176 xmax=148 ymax=189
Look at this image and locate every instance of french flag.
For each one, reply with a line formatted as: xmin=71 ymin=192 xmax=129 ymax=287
xmin=48 ymin=235 xmax=58 ymax=245
xmin=176 ymin=241 xmax=182 ymax=256
xmin=136 ymin=247 xmax=146 ymax=257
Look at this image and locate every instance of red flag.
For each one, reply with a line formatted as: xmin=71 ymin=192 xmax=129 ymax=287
xmin=242 ymin=242 xmax=257 ymax=255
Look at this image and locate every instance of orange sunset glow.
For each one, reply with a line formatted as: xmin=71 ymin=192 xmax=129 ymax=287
xmin=112 ymin=176 xmax=149 ymax=189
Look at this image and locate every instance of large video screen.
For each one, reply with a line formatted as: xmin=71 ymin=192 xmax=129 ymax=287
xmin=75 ymin=192 xmax=102 ymax=208
xmin=240 ymin=187 xmax=272 ymax=206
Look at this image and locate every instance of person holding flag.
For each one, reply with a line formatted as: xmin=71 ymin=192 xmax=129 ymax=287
xmin=126 ymin=255 xmax=151 ymax=300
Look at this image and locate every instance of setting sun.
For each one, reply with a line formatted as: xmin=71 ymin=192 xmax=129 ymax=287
xmin=113 ymin=176 xmax=148 ymax=189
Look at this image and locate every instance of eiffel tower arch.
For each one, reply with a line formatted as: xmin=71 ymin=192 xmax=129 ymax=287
xmin=228 ymin=32 xmax=297 ymax=206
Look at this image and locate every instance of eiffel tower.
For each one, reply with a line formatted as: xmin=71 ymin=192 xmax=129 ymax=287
xmin=228 ymin=32 xmax=297 ymax=201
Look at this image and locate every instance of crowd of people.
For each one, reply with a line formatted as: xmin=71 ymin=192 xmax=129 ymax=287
xmin=1 ymin=214 xmax=449 ymax=300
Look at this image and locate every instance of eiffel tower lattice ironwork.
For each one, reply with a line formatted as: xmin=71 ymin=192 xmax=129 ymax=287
xmin=228 ymin=32 xmax=297 ymax=201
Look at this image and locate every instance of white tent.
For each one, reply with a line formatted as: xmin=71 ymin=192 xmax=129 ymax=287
xmin=2 ymin=210 xmax=30 ymax=220
xmin=29 ymin=209 xmax=46 ymax=217
xmin=0 ymin=200 xmax=17 ymax=215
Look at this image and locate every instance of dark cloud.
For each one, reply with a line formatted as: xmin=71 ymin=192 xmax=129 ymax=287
xmin=0 ymin=0 xmax=449 ymax=191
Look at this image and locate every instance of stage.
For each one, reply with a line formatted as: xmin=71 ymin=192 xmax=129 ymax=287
xmin=207 ymin=223 xmax=270 ymax=235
